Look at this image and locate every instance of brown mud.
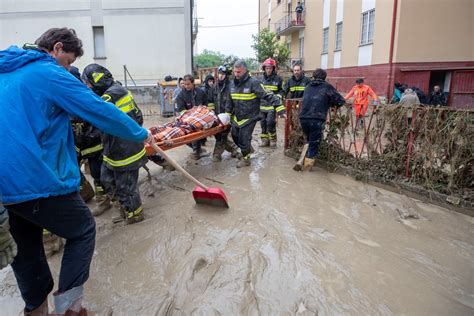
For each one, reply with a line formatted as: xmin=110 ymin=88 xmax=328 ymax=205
xmin=1 ymin=118 xmax=473 ymax=315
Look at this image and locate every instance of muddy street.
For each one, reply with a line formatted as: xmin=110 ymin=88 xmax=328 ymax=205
xmin=1 ymin=121 xmax=473 ymax=315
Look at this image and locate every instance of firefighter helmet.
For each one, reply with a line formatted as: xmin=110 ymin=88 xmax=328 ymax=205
xmin=218 ymin=64 xmax=232 ymax=75
xmin=262 ymin=58 xmax=277 ymax=70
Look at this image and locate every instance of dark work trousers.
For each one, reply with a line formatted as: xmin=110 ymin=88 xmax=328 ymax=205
xmin=100 ymin=165 xmax=141 ymax=214
xmin=6 ymin=192 xmax=96 ymax=312
xmin=214 ymin=128 xmax=231 ymax=152
xmin=259 ymin=111 xmax=277 ymax=140
xmin=231 ymin=121 xmax=257 ymax=157
xmin=186 ymin=141 xmax=202 ymax=153
xmin=300 ymin=118 xmax=326 ymax=158
xmin=87 ymin=154 xmax=103 ymax=188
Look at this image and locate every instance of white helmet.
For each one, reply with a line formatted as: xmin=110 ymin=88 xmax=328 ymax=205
xmin=217 ymin=113 xmax=230 ymax=125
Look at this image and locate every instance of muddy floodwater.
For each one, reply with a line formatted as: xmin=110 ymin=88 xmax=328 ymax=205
xmin=1 ymin=120 xmax=473 ymax=315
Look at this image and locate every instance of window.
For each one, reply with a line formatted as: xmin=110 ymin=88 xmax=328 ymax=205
xmin=322 ymin=27 xmax=329 ymax=53
xmin=299 ymin=37 xmax=304 ymax=58
xmin=335 ymin=22 xmax=343 ymax=51
xmin=360 ymin=9 xmax=375 ymax=45
xmin=93 ymin=26 xmax=106 ymax=58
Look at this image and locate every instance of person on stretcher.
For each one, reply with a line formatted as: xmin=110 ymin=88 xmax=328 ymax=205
xmin=148 ymin=107 xmax=230 ymax=163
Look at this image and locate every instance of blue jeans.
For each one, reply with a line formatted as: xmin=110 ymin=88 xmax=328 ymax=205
xmin=300 ymin=119 xmax=326 ymax=158
xmin=6 ymin=192 xmax=95 ymax=312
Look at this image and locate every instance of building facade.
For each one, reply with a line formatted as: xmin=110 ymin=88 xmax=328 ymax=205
xmin=0 ymin=0 xmax=197 ymax=85
xmin=259 ymin=0 xmax=473 ymax=107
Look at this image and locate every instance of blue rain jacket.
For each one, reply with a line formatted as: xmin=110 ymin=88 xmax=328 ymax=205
xmin=0 ymin=46 xmax=148 ymax=204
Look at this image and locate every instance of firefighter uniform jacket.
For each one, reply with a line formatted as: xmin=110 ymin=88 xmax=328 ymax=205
xmin=283 ymin=74 xmax=310 ymax=99
xmin=225 ymin=72 xmax=282 ymax=127
xmin=260 ymin=72 xmax=284 ymax=113
xmin=101 ymin=83 xmax=147 ymax=171
xmin=71 ymin=117 xmax=103 ymax=160
xmin=212 ymin=79 xmax=231 ymax=114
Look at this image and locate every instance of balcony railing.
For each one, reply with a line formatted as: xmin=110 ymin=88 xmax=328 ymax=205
xmin=275 ymin=11 xmax=305 ymax=36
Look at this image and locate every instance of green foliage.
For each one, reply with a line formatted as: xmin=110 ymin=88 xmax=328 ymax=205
xmin=251 ymin=28 xmax=290 ymax=68
xmin=194 ymin=50 xmax=259 ymax=72
xmin=194 ymin=49 xmax=225 ymax=68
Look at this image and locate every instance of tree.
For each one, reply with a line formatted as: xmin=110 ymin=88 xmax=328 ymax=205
xmin=251 ymin=28 xmax=290 ymax=69
xmin=194 ymin=49 xmax=225 ymax=68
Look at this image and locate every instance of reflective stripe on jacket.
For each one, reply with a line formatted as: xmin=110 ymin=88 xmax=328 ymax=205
xmin=225 ymin=72 xmax=283 ymax=127
xmin=101 ymin=83 xmax=147 ymax=171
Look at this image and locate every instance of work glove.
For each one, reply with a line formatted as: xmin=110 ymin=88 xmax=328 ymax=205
xmin=0 ymin=206 xmax=17 ymax=269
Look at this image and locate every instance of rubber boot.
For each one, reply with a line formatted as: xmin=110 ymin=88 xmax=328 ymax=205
xmin=303 ymin=158 xmax=315 ymax=171
xmin=125 ymin=206 xmax=144 ymax=225
xmin=236 ymin=155 xmax=251 ymax=168
xmin=24 ymin=299 xmax=48 ymax=315
xmin=191 ymin=148 xmax=206 ymax=160
xmin=225 ymin=141 xmax=239 ymax=158
xmin=212 ymin=145 xmax=225 ymax=162
xmin=79 ymin=178 xmax=95 ymax=203
xmin=260 ymin=138 xmax=270 ymax=147
xmin=43 ymin=230 xmax=63 ymax=258
xmin=92 ymin=195 xmax=112 ymax=217
xmin=269 ymin=139 xmax=277 ymax=149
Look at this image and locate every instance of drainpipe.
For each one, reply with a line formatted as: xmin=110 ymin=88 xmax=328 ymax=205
xmin=386 ymin=0 xmax=398 ymax=101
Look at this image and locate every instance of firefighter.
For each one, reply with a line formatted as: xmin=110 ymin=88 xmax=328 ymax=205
xmin=82 ymin=64 xmax=148 ymax=224
xmin=69 ymin=66 xmax=107 ymax=213
xmin=226 ymin=60 xmax=283 ymax=168
xmin=345 ymin=78 xmax=379 ymax=129
xmin=283 ymin=62 xmax=310 ymax=99
xmin=212 ymin=64 xmax=239 ymax=161
xmin=259 ymin=58 xmax=285 ymax=148
xmin=176 ymin=74 xmax=208 ymax=159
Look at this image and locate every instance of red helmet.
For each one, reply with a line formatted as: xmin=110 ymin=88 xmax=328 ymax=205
xmin=262 ymin=58 xmax=277 ymax=70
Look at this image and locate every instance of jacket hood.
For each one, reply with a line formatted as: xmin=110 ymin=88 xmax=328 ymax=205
xmin=309 ymin=78 xmax=326 ymax=86
xmin=0 ymin=45 xmax=53 ymax=73
xmin=82 ymin=63 xmax=114 ymax=96
xmin=204 ymin=74 xmax=214 ymax=88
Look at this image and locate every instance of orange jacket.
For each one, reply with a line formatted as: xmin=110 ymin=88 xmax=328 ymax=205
xmin=345 ymin=84 xmax=378 ymax=105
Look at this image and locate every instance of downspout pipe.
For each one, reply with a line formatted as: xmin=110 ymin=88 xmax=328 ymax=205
xmin=386 ymin=0 xmax=398 ymax=101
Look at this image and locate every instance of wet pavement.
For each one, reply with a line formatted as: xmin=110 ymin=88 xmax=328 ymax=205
xmin=1 ymin=119 xmax=473 ymax=315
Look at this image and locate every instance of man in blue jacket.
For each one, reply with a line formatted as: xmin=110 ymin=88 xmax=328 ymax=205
xmin=0 ymin=28 xmax=152 ymax=315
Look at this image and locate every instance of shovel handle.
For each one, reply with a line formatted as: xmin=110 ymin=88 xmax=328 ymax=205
xmin=149 ymin=141 xmax=209 ymax=191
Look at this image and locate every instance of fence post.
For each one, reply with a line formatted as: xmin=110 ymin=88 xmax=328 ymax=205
xmin=284 ymin=99 xmax=291 ymax=150
xmin=123 ymin=65 xmax=128 ymax=88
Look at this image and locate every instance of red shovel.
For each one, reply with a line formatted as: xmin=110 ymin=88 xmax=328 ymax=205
xmin=149 ymin=141 xmax=229 ymax=208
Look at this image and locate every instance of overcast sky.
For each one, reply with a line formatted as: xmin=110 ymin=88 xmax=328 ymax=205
xmin=195 ymin=0 xmax=259 ymax=58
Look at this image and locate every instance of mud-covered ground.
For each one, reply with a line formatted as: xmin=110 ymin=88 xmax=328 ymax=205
xmin=1 ymin=117 xmax=473 ymax=315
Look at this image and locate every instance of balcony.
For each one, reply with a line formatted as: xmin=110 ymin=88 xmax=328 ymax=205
xmin=275 ymin=12 xmax=305 ymax=36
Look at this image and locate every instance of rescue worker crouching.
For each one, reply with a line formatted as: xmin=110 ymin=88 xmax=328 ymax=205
xmin=225 ymin=60 xmax=283 ymax=168
xmin=212 ymin=64 xmax=239 ymax=161
xmin=259 ymin=58 xmax=285 ymax=148
xmin=82 ymin=64 xmax=147 ymax=224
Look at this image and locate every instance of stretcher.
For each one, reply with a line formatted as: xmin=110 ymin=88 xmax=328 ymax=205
xmin=145 ymin=124 xmax=229 ymax=155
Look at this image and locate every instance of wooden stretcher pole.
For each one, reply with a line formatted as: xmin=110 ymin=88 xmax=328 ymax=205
xmin=149 ymin=141 xmax=209 ymax=191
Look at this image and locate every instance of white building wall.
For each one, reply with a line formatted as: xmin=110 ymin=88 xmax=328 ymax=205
xmin=0 ymin=0 xmax=191 ymax=84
